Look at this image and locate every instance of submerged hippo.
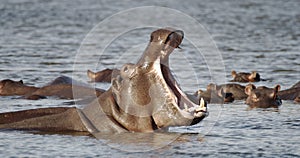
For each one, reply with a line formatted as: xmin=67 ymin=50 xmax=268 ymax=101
xmin=87 ymin=69 xmax=117 ymax=83
xmin=245 ymin=84 xmax=282 ymax=108
xmin=231 ymin=70 xmax=264 ymax=83
xmin=0 ymin=79 xmax=38 ymax=96
xmin=291 ymin=81 xmax=300 ymax=88
xmin=0 ymin=28 xmax=208 ymax=134
xmin=212 ymin=83 xmax=247 ymax=100
xmin=194 ymin=83 xmax=234 ymax=104
xmin=278 ymin=81 xmax=300 ymax=103
xmin=0 ymin=76 xmax=105 ymax=100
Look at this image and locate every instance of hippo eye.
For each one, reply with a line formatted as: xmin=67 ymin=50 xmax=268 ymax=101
xmin=123 ymin=66 xmax=128 ymax=73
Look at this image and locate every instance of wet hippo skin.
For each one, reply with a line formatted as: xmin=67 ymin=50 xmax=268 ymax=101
xmin=0 ymin=79 xmax=38 ymax=96
xmin=291 ymin=81 xmax=300 ymax=88
xmin=0 ymin=76 xmax=105 ymax=100
xmin=0 ymin=107 xmax=89 ymax=133
xmin=245 ymin=84 xmax=282 ymax=108
xmin=278 ymin=81 xmax=300 ymax=103
xmin=230 ymin=70 xmax=264 ymax=83
xmin=0 ymin=28 xmax=208 ymax=134
xmin=27 ymin=84 xmax=104 ymax=100
xmin=194 ymin=83 xmax=234 ymax=104
xmin=213 ymin=83 xmax=247 ymax=100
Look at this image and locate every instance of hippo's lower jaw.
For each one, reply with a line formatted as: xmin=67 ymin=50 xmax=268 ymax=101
xmin=161 ymin=64 xmax=208 ymax=122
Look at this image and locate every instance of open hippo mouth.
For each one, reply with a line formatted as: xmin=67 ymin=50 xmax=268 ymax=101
xmin=111 ymin=28 xmax=208 ymax=128
xmin=161 ymin=64 xmax=208 ymax=120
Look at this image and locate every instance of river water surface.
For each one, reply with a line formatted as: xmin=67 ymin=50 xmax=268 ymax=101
xmin=0 ymin=0 xmax=299 ymax=157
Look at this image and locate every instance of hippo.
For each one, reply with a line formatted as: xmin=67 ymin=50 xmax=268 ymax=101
xmin=291 ymin=81 xmax=300 ymax=88
xmin=245 ymin=84 xmax=282 ymax=108
xmin=0 ymin=79 xmax=38 ymax=96
xmin=194 ymin=83 xmax=234 ymax=104
xmin=0 ymin=28 xmax=208 ymax=134
xmin=87 ymin=69 xmax=117 ymax=83
xmin=0 ymin=76 xmax=105 ymax=100
xmin=278 ymin=81 xmax=300 ymax=103
xmin=230 ymin=70 xmax=264 ymax=83
xmin=294 ymin=96 xmax=300 ymax=103
xmin=211 ymin=83 xmax=247 ymax=100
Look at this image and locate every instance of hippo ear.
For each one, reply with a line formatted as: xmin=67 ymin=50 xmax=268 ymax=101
xmin=194 ymin=89 xmax=204 ymax=98
xmin=249 ymin=71 xmax=257 ymax=80
xmin=274 ymin=84 xmax=281 ymax=92
xmin=19 ymin=80 xmax=23 ymax=84
xmin=207 ymin=83 xmax=217 ymax=91
xmin=231 ymin=70 xmax=237 ymax=78
xmin=270 ymin=85 xmax=281 ymax=99
xmin=217 ymin=87 xmax=225 ymax=97
xmin=245 ymin=84 xmax=256 ymax=95
xmin=87 ymin=70 xmax=96 ymax=79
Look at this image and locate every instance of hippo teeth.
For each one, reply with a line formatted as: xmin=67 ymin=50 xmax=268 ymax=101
xmin=184 ymin=98 xmax=207 ymax=113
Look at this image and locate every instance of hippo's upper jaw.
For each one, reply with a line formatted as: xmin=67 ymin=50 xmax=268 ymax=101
xmin=110 ymin=28 xmax=208 ymax=131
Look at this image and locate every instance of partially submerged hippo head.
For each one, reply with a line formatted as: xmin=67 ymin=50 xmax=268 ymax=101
xmin=85 ymin=28 xmax=208 ymax=132
xmin=231 ymin=70 xmax=262 ymax=83
xmin=245 ymin=84 xmax=282 ymax=108
xmin=194 ymin=83 xmax=234 ymax=104
xmin=0 ymin=79 xmax=38 ymax=96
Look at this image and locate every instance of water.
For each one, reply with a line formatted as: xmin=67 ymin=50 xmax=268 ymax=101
xmin=0 ymin=0 xmax=300 ymax=157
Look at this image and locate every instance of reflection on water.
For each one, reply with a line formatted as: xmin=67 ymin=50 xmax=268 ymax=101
xmin=93 ymin=132 xmax=183 ymax=152
xmin=0 ymin=0 xmax=299 ymax=157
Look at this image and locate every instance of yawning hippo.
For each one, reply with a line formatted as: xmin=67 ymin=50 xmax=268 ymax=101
xmin=87 ymin=69 xmax=116 ymax=83
xmin=245 ymin=84 xmax=282 ymax=108
xmin=0 ymin=76 xmax=104 ymax=100
xmin=278 ymin=81 xmax=300 ymax=103
xmin=0 ymin=28 xmax=208 ymax=134
xmin=231 ymin=70 xmax=264 ymax=83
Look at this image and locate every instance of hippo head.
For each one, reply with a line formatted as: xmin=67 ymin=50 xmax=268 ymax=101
xmin=0 ymin=79 xmax=24 ymax=96
xmin=111 ymin=28 xmax=207 ymax=130
xmin=245 ymin=84 xmax=282 ymax=108
xmin=206 ymin=83 xmax=234 ymax=103
xmin=194 ymin=83 xmax=234 ymax=104
xmin=231 ymin=70 xmax=261 ymax=82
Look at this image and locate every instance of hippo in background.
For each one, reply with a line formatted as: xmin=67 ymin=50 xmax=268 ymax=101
xmin=0 ymin=79 xmax=38 ymax=96
xmin=230 ymin=70 xmax=265 ymax=83
xmin=0 ymin=76 xmax=105 ymax=100
xmin=244 ymin=84 xmax=282 ymax=108
xmin=87 ymin=69 xmax=118 ymax=83
xmin=207 ymin=83 xmax=248 ymax=100
xmin=278 ymin=81 xmax=300 ymax=103
xmin=194 ymin=83 xmax=234 ymax=104
xmin=291 ymin=81 xmax=300 ymax=88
